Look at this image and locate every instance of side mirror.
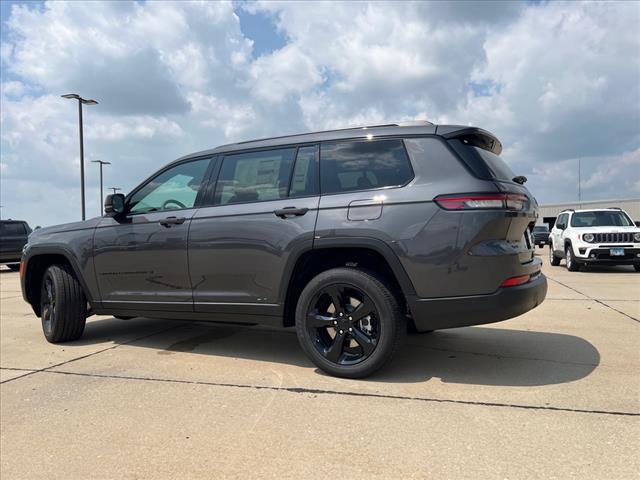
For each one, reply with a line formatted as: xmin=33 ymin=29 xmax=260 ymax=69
xmin=104 ymin=193 xmax=125 ymax=215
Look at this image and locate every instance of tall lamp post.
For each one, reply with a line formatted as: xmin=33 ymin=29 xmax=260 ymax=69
xmin=109 ymin=187 xmax=121 ymax=195
xmin=91 ymin=160 xmax=111 ymax=215
xmin=62 ymin=93 xmax=98 ymax=221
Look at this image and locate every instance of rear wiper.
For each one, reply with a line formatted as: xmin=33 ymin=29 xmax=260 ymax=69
xmin=512 ymin=175 xmax=527 ymax=185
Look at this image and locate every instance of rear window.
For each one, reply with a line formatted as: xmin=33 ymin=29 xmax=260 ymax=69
xmin=320 ymin=139 xmax=413 ymax=194
xmin=449 ymin=136 xmax=515 ymax=182
xmin=533 ymin=226 xmax=549 ymax=232
xmin=0 ymin=222 xmax=27 ymax=235
xmin=570 ymin=211 xmax=633 ymax=227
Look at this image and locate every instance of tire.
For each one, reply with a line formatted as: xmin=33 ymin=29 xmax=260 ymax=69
xmin=40 ymin=264 xmax=87 ymax=343
xmin=565 ymin=245 xmax=580 ymax=272
xmin=7 ymin=264 xmax=20 ymax=271
xmin=295 ymin=268 xmax=405 ymax=379
xmin=549 ymin=243 xmax=561 ymax=266
xmin=114 ymin=315 xmax=135 ymax=320
xmin=634 ymin=264 xmax=640 ymax=272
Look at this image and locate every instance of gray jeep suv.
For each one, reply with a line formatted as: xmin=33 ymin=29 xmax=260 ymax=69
xmin=20 ymin=121 xmax=547 ymax=378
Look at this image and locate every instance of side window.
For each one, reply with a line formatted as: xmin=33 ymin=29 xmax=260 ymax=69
xmin=320 ymin=139 xmax=413 ymax=194
xmin=556 ymin=214 xmax=567 ymax=229
xmin=289 ymin=145 xmax=319 ymax=198
xmin=215 ymin=148 xmax=295 ymax=205
xmin=128 ymin=158 xmax=211 ymax=214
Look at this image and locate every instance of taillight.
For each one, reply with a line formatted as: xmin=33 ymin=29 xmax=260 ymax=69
xmin=434 ymin=193 xmax=528 ymax=211
xmin=500 ymin=275 xmax=530 ymax=287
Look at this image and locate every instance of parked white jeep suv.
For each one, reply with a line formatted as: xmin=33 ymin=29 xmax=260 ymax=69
xmin=549 ymin=208 xmax=640 ymax=271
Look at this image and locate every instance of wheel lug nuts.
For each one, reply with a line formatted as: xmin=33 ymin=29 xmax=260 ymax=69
xmin=339 ymin=313 xmax=343 ymax=316
xmin=348 ymin=316 xmax=352 ymax=321
xmin=333 ymin=321 xmax=338 ymax=325
xmin=339 ymin=330 xmax=344 ymax=334
xmin=349 ymin=328 xmax=353 ymax=332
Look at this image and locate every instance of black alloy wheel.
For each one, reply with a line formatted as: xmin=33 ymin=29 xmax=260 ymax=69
xmin=295 ymin=268 xmax=404 ymax=378
xmin=306 ymin=284 xmax=379 ymax=366
xmin=40 ymin=264 xmax=87 ymax=343
xmin=41 ymin=275 xmax=56 ymax=337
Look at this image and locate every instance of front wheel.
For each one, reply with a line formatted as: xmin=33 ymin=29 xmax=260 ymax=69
xmin=634 ymin=264 xmax=640 ymax=272
xmin=7 ymin=264 xmax=20 ymax=271
xmin=549 ymin=244 xmax=561 ymax=266
xmin=40 ymin=265 xmax=87 ymax=343
xmin=295 ymin=268 xmax=405 ymax=378
xmin=565 ymin=245 xmax=580 ymax=272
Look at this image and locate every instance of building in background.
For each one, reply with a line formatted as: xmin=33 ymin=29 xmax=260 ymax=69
xmin=537 ymin=198 xmax=640 ymax=228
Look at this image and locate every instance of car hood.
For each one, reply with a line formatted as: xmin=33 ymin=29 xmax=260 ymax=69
xmin=573 ymin=226 xmax=640 ymax=233
xmin=28 ymin=217 xmax=102 ymax=240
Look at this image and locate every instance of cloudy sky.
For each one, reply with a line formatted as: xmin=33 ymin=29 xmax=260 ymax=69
xmin=1 ymin=0 xmax=639 ymax=227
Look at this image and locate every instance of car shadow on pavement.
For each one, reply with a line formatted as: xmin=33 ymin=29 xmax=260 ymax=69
xmin=71 ymin=317 xmax=600 ymax=388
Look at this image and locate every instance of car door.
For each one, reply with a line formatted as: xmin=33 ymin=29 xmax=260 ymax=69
xmin=93 ymin=157 xmax=214 ymax=311
xmin=189 ymin=145 xmax=320 ymax=319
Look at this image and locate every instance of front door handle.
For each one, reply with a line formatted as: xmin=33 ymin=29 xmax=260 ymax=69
xmin=274 ymin=207 xmax=309 ymax=218
xmin=159 ymin=216 xmax=186 ymax=227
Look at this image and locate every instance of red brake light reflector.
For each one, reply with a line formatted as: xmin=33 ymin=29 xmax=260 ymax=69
xmin=500 ymin=275 xmax=530 ymax=288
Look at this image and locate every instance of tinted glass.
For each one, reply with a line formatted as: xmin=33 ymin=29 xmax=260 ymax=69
xmin=215 ymin=148 xmax=295 ymax=205
xmin=556 ymin=214 xmax=567 ymax=228
xmin=320 ymin=139 xmax=412 ymax=194
xmin=0 ymin=222 xmax=27 ymax=235
xmin=449 ymin=138 xmax=515 ymax=182
xmin=533 ymin=226 xmax=549 ymax=232
xmin=570 ymin=211 xmax=633 ymax=227
xmin=289 ymin=145 xmax=318 ymax=197
xmin=129 ymin=158 xmax=211 ymax=214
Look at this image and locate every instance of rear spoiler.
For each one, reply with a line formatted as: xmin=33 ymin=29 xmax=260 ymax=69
xmin=435 ymin=125 xmax=503 ymax=155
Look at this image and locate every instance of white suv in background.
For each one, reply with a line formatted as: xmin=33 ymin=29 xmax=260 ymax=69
xmin=549 ymin=208 xmax=640 ymax=272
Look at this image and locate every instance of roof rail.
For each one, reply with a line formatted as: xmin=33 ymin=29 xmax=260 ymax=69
xmin=228 ymin=120 xmax=433 ymax=146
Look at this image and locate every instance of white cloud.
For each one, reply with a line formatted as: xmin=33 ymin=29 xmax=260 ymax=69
xmin=0 ymin=0 xmax=638 ymax=227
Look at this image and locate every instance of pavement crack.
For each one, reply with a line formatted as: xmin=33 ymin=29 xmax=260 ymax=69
xmin=42 ymin=369 xmax=640 ymax=418
xmin=547 ymin=276 xmax=639 ymax=324
xmin=0 ymin=322 xmax=190 ymax=385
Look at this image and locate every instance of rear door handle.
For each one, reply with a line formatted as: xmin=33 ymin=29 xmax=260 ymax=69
xmin=159 ymin=216 xmax=186 ymax=227
xmin=274 ymin=207 xmax=309 ymax=218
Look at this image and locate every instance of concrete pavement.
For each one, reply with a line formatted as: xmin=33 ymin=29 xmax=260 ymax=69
xmin=1 ymin=247 xmax=639 ymax=479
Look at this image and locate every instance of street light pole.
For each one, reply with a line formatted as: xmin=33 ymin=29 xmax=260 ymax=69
xmin=578 ymin=158 xmax=582 ymax=203
xmin=91 ymin=160 xmax=111 ymax=215
xmin=62 ymin=94 xmax=98 ymax=221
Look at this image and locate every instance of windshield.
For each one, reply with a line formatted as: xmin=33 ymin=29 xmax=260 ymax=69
xmin=533 ymin=226 xmax=548 ymax=232
xmin=570 ymin=211 xmax=633 ymax=227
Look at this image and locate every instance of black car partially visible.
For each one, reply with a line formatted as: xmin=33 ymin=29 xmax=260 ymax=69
xmin=533 ymin=225 xmax=550 ymax=247
xmin=0 ymin=220 xmax=31 ymax=271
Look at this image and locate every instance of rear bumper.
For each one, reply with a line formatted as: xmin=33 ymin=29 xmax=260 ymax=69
xmin=408 ymin=273 xmax=547 ymax=331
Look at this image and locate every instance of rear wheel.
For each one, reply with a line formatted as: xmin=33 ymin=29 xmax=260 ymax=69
xmin=295 ymin=268 xmax=405 ymax=378
xmin=7 ymin=264 xmax=20 ymax=271
xmin=40 ymin=265 xmax=87 ymax=343
xmin=565 ymin=245 xmax=580 ymax=272
xmin=549 ymin=243 xmax=561 ymax=266
xmin=634 ymin=264 xmax=640 ymax=272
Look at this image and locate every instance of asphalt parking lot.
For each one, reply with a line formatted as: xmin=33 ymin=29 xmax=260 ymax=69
xmin=1 ymin=247 xmax=639 ymax=479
